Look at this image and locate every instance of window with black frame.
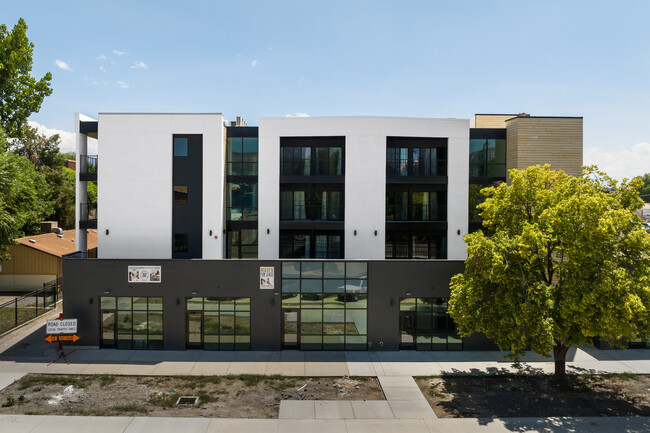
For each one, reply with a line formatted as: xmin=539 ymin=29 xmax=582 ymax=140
xmin=227 ymin=136 xmax=258 ymax=176
xmin=280 ymin=137 xmax=345 ymax=177
xmin=386 ymin=137 xmax=447 ymax=177
xmin=280 ymin=188 xmax=343 ymax=221
xmin=100 ymin=296 xmax=163 ymax=350
xmin=186 ymin=297 xmax=251 ymax=350
xmin=399 ymin=297 xmax=461 ymax=350
xmin=386 ymin=188 xmax=447 ymax=222
xmin=281 ymin=262 xmax=367 ymax=350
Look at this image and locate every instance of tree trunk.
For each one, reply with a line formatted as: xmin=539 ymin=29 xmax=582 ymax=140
xmin=553 ymin=343 xmax=570 ymax=377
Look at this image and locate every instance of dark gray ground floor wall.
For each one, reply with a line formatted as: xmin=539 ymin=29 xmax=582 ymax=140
xmin=63 ymin=258 xmax=497 ymax=351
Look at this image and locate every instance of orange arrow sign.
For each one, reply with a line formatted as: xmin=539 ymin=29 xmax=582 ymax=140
xmin=45 ymin=334 xmax=79 ymax=343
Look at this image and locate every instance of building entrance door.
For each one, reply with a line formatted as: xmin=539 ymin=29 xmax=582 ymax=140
xmin=187 ymin=311 xmax=202 ymax=349
xmin=282 ymin=309 xmax=299 ymax=349
xmin=399 ymin=310 xmax=415 ymax=350
xmin=100 ymin=311 xmax=116 ymax=348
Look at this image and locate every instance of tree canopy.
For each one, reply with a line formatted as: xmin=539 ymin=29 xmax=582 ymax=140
xmin=449 ymin=165 xmax=650 ymax=376
xmin=0 ymin=18 xmax=52 ymax=137
xmin=0 ymin=128 xmax=52 ymax=260
xmin=638 ymin=173 xmax=650 ymax=203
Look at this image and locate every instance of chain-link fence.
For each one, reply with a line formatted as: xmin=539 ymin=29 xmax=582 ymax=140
xmin=0 ymin=277 xmax=61 ymax=335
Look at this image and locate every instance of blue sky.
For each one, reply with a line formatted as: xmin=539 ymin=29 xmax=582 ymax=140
xmin=3 ymin=1 xmax=650 ymax=179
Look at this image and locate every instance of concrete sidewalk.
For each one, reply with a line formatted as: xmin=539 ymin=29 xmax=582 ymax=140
xmin=0 ymin=415 xmax=648 ymax=432
xmin=0 ymin=310 xmax=649 ymax=377
xmin=0 ymin=309 xmax=649 ymax=378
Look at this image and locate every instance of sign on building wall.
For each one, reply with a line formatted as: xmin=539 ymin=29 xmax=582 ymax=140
xmin=128 ymin=266 xmax=162 ymax=283
xmin=260 ymin=266 xmax=274 ymax=289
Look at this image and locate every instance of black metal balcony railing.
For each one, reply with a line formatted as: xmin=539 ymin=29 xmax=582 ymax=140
xmin=80 ymin=155 xmax=98 ymax=174
xmin=386 ymin=160 xmax=447 ymax=177
xmin=80 ymin=202 xmax=97 ymax=220
xmin=227 ymin=162 xmax=258 ymax=176
xmin=386 ymin=204 xmax=447 ymax=222
xmin=280 ymin=204 xmax=344 ymax=221
xmin=227 ymin=207 xmax=258 ymax=221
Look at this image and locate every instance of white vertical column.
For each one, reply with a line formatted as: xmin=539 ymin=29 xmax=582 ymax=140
xmin=74 ymin=113 xmax=88 ymax=254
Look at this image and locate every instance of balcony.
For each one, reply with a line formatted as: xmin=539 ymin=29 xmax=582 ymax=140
xmin=280 ymin=204 xmax=344 ymax=222
xmin=80 ymin=202 xmax=97 ymax=229
xmin=79 ymin=155 xmax=98 ymax=181
xmin=386 ymin=204 xmax=447 ymax=222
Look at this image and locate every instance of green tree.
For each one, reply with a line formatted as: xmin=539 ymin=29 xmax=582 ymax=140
xmin=449 ymin=165 xmax=650 ymax=377
xmin=0 ymin=128 xmax=52 ymax=260
xmin=638 ymin=173 xmax=650 ymax=203
xmin=0 ymin=18 xmax=53 ymax=137
xmin=10 ymin=124 xmax=76 ymax=229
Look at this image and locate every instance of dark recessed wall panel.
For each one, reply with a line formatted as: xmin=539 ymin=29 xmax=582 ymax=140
xmin=173 ymin=134 xmax=202 ymax=259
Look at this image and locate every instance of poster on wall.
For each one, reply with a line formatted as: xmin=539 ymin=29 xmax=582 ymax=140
xmin=128 ymin=266 xmax=162 ymax=283
xmin=260 ymin=266 xmax=274 ymax=289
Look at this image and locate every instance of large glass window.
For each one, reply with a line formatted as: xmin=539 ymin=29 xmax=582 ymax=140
xmin=469 ymin=138 xmax=506 ymax=178
xmin=280 ymin=187 xmax=343 ymax=221
xmin=226 ymin=182 xmax=258 ymax=221
xmin=282 ymin=262 xmax=367 ymax=350
xmin=385 ymin=231 xmax=447 ymax=259
xmin=280 ymin=137 xmax=344 ymax=177
xmin=386 ymin=189 xmax=446 ymax=222
xmin=227 ymin=229 xmax=258 ymax=259
xmin=399 ymin=297 xmax=461 ymax=350
xmin=387 ymin=137 xmax=447 ymax=177
xmin=100 ymin=296 xmax=163 ymax=350
xmin=280 ymin=232 xmax=343 ymax=259
xmin=186 ymin=297 xmax=250 ymax=350
xmin=227 ymin=137 xmax=258 ymax=175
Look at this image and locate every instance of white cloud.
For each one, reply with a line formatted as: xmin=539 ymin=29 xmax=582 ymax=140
xmin=116 ymin=80 xmax=129 ymax=89
xmin=99 ymin=66 xmax=107 ymax=73
xmin=83 ymin=76 xmax=99 ymax=85
xmin=96 ymin=54 xmax=108 ymax=61
xmin=113 ymin=49 xmax=128 ymax=56
xmin=285 ymin=112 xmax=310 ymax=118
xmin=584 ymin=142 xmax=650 ymax=180
xmin=131 ymin=61 xmax=148 ymax=69
xmin=251 ymin=59 xmax=258 ymax=67
xmin=55 ymin=59 xmax=73 ymax=71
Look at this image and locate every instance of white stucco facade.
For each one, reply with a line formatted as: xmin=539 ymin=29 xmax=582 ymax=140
xmin=258 ymin=116 xmax=469 ymax=260
xmin=90 ymin=113 xmax=224 ymax=259
xmin=77 ymin=113 xmax=469 ymax=261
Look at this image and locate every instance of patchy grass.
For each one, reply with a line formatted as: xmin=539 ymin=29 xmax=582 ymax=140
xmin=17 ymin=375 xmax=92 ymax=390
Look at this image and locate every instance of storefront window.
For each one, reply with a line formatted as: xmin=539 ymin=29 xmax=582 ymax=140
xmin=185 ymin=297 xmax=251 ymax=350
xmin=282 ymin=261 xmax=368 ymax=350
xmin=100 ymin=296 xmax=164 ymax=350
xmin=399 ymin=297 xmax=461 ymax=350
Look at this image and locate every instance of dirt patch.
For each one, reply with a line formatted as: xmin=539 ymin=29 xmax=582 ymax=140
xmin=416 ymin=374 xmax=650 ymax=418
xmin=0 ymin=374 xmax=382 ymax=418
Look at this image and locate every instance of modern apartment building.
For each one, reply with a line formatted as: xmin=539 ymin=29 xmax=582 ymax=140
xmin=65 ymin=112 xmax=583 ymax=351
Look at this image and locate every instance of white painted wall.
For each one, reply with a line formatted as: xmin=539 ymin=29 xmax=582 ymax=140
xmin=258 ymin=116 xmax=469 ymax=260
xmin=97 ymin=114 xmax=224 ymax=259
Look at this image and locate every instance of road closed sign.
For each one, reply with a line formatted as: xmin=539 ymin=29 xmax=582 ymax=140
xmin=46 ymin=319 xmax=78 ymax=335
